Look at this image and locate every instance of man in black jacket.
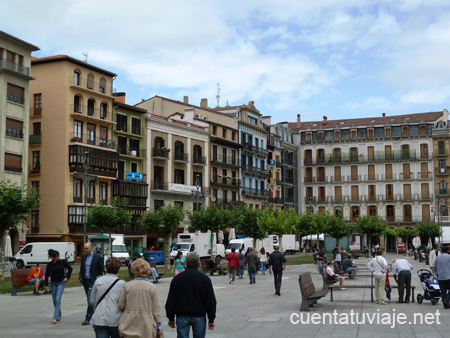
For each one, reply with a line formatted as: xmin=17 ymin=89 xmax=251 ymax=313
xmin=268 ymin=246 xmax=286 ymax=296
xmin=166 ymin=253 xmax=217 ymax=338
xmin=79 ymin=242 xmax=104 ymax=325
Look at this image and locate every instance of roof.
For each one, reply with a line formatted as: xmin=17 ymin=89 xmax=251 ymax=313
xmin=288 ymin=111 xmax=444 ymax=132
xmin=114 ymin=101 xmax=147 ymax=114
xmin=0 ymin=30 xmax=39 ymax=51
xmin=31 ymin=55 xmax=116 ymax=77
xmin=146 ymin=112 xmax=209 ymax=131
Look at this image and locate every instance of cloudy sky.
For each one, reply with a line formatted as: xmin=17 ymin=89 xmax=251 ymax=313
xmin=3 ymin=0 xmax=450 ymax=123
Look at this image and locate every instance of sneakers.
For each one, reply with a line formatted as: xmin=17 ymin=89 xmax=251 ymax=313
xmin=81 ymin=320 xmax=90 ymax=325
xmin=229 ymin=279 xmax=232 ymax=284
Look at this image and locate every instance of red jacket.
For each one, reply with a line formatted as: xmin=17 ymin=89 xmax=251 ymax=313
xmin=226 ymin=252 xmax=240 ymax=268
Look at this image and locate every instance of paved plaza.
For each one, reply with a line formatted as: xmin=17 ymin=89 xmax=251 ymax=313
xmin=0 ymin=253 xmax=449 ymax=337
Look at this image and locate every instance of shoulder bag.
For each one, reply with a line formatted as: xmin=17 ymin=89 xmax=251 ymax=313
xmin=95 ymin=279 xmax=120 ymax=309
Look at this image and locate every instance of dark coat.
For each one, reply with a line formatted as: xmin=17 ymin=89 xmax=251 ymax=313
xmin=79 ymin=253 xmax=104 ymax=283
xmin=268 ymin=250 xmax=286 ymax=272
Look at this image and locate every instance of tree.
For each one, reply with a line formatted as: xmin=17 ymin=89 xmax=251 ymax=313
xmin=416 ymin=221 xmax=441 ymax=247
xmin=356 ymin=215 xmax=387 ymax=249
xmin=84 ymin=197 xmax=132 ymax=256
xmin=0 ymin=181 xmax=40 ymax=278
xmin=140 ymin=204 xmax=185 ymax=268
xmin=396 ymin=227 xmax=418 ymax=254
xmin=312 ymin=212 xmax=330 ymax=250
xmin=326 ymin=213 xmax=351 ymax=247
xmin=294 ymin=212 xmax=314 ymax=255
xmin=236 ymin=205 xmax=265 ymax=245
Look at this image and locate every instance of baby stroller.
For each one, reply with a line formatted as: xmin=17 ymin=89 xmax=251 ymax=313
xmin=416 ymin=269 xmax=441 ymax=305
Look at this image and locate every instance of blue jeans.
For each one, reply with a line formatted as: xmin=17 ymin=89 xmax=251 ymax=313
xmin=83 ymin=279 xmax=95 ymax=321
xmin=260 ymin=262 xmax=266 ymax=274
xmin=151 ymin=267 xmax=159 ymax=282
xmin=248 ymin=267 xmax=256 ymax=283
xmin=93 ymin=325 xmax=120 ymax=338
xmin=28 ymin=278 xmax=44 ymax=285
xmin=51 ymin=282 xmax=65 ymax=320
xmin=176 ymin=316 xmax=206 ymax=338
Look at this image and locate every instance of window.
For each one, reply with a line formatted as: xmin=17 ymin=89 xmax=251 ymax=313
xmin=116 ymin=114 xmax=127 ymax=132
xmin=154 ymin=199 xmax=164 ymax=211
xmin=351 ymin=206 xmax=360 ymax=221
xmin=212 ymin=126 xmax=217 ymax=135
xmin=100 ymin=103 xmax=107 ymax=119
xmin=232 ymin=150 xmax=237 ymax=165
xmin=351 ymin=129 xmax=357 ymax=139
xmin=31 ymin=211 xmax=39 ymax=233
xmin=174 ymin=201 xmax=184 ymax=208
xmin=99 ymin=126 xmax=108 ymax=147
xmin=401 ymin=144 xmax=410 ymax=159
xmin=87 ymin=74 xmax=94 ymax=89
xmin=34 ymin=94 xmax=42 ymax=115
xmin=386 ymin=184 xmax=393 ymax=200
xmin=32 ymin=151 xmax=40 ymax=172
xmin=130 ymin=138 xmax=140 ymax=156
xmin=385 ymin=127 xmax=391 ymax=137
xmin=5 ymin=118 xmax=23 ymax=139
xmin=368 ymin=205 xmax=377 ymax=216
xmin=87 ymin=99 xmax=95 ymax=116
xmin=99 ymin=78 xmax=106 ymax=93
xmin=73 ymin=120 xmax=83 ymax=140
xmin=131 ymin=117 xmax=141 ymax=135
xmin=193 ymin=172 xmax=202 ymax=187
xmin=420 ymin=125 xmax=427 ymax=135
xmin=368 ymin=128 xmax=374 ymax=139
xmin=402 ymin=126 xmax=409 ymax=136
xmin=438 ymin=141 xmax=445 ymax=155
xmin=155 ymin=137 xmax=165 ymax=148
xmin=368 ymin=185 xmax=376 ymax=201
xmin=88 ymin=181 xmax=95 ymax=203
xmin=74 ymin=70 xmax=81 ymax=85
xmin=174 ymin=169 xmax=185 ymax=184
xmin=131 ymin=162 xmax=138 ymax=173
xmin=73 ymin=179 xmax=82 ymax=203
xmin=99 ymin=182 xmax=108 ymax=203
xmin=439 ymin=180 xmax=447 ymax=194
xmin=87 ymin=123 xmax=96 ymax=145
xmin=232 ymin=191 xmax=237 ymax=201
xmin=74 ymin=95 xmax=81 ymax=112
xmin=334 ymin=206 xmax=343 ymax=217
xmin=33 ymin=122 xmax=41 ymax=136
xmin=193 ymin=145 xmax=203 ymax=163
xmin=386 ymin=205 xmax=395 ymax=221
xmin=334 ymin=130 xmax=340 ymax=140
xmin=222 ymin=128 xmax=227 ymax=138
xmin=404 ymin=204 xmax=412 ymax=221
xmin=7 ymin=83 xmax=25 ymax=104
xmin=232 ymin=131 xmax=236 ymax=141
xmin=31 ymin=181 xmax=40 ymax=198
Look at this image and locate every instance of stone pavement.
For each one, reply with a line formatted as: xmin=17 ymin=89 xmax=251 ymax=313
xmin=0 ymin=253 xmax=449 ymax=337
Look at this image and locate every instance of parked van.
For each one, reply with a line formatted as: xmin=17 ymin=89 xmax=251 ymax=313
xmin=14 ymin=242 xmax=75 ymax=268
xmin=111 ymin=234 xmax=130 ymax=265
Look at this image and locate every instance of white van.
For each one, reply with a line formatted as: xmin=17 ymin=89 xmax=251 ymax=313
xmin=14 ymin=242 xmax=75 ymax=268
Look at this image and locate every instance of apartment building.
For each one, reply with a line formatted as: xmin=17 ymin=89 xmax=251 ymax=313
xmin=0 ymin=31 xmax=39 ymax=252
xmin=28 ymin=55 xmax=118 ymax=257
xmin=112 ymin=93 xmax=148 ymax=248
xmin=263 ymin=117 xmax=298 ymax=211
xmin=216 ymin=101 xmax=268 ymax=209
xmin=291 ymin=111 xmax=447 ymax=250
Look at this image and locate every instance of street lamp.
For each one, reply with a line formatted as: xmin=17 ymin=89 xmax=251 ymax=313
xmin=436 ymin=195 xmax=447 ymax=245
xmin=191 ymin=174 xmax=203 ymax=211
xmin=73 ymin=151 xmax=97 ymax=244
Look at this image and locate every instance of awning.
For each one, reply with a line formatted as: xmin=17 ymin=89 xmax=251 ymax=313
xmin=26 ymin=234 xmax=63 ymax=239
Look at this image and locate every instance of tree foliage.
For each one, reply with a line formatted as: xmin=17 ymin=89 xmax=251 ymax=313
xmin=356 ymin=215 xmax=387 ymax=247
xmin=188 ymin=204 xmax=228 ymax=233
xmin=416 ymin=221 xmax=441 ymax=245
xmin=326 ymin=213 xmax=351 ymax=247
xmin=84 ymin=197 xmax=132 ymax=230
xmin=236 ymin=205 xmax=265 ymax=241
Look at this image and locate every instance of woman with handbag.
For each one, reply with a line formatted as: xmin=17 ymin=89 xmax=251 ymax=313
xmin=90 ymin=257 xmax=126 ymax=338
xmin=45 ymin=249 xmax=73 ymax=325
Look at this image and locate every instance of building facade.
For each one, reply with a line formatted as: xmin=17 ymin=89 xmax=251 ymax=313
xmin=0 ymin=31 xmax=39 ymax=252
xmin=28 ymin=55 xmax=118 ymax=257
xmin=291 ymin=111 xmax=447 ymax=250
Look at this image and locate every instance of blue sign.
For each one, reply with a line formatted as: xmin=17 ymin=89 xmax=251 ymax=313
xmin=269 ymin=159 xmax=275 ymax=165
xmin=127 ymin=171 xmax=143 ymax=181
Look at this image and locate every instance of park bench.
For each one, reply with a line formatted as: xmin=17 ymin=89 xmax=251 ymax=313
xmin=11 ymin=268 xmax=32 ymax=296
xmin=149 ymin=262 xmax=164 ymax=281
xmin=299 ymin=272 xmax=328 ymax=311
xmin=329 ymin=284 xmax=375 ymax=302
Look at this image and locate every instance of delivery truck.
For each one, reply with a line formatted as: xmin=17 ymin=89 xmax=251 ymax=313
xmin=282 ymin=234 xmax=299 ymax=255
xmin=14 ymin=242 xmax=75 ymax=268
xmin=226 ymin=235 xmax=279 ymax=255
xmin=170 ymin=232 xmax=225 ymax=264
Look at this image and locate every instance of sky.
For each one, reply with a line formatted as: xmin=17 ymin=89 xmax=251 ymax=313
xmin=3 ymin=0 xmax=450 ymax=124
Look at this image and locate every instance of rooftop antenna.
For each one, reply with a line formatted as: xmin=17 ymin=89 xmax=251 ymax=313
xmin=82 ymin=52 xmax=88 ymax=62
xmin=216 ymin=83 xmax=221 ymax=108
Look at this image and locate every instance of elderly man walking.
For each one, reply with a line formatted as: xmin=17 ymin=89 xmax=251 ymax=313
xmin=433 ymin=246 xmax=450 ymax=309
xmin=367 ymin=249 xmax=388 ymax=305
xmin=392 ymin=258 xmax=413 ymax=303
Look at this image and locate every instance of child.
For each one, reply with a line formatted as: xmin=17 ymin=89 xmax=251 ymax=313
xmin=385 ymin=269 xmax=392 ymax=301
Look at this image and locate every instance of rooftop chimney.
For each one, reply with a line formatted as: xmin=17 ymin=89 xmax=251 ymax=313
xmin=382 ymin=113 xmax=386 ymax=117
xmin=200 ymin=98 xmax=208 ymax=108
xmin=297 ymin=114 xmax=301 ymax=128
xmin=113 ymin=92 xmax=126 ymax=104
xmin=323 ymin=116 xmax=327 ymax=121
xmin=184 ymin=96 xmax=189 ymax=104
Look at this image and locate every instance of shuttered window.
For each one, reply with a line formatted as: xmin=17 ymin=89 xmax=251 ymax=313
xmin=4 ymin=153 xmax=22 ymax=172
xmin=7 ymin=83 xmax=25 ymax=104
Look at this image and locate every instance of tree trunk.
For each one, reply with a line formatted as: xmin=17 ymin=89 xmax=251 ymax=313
xmin=164 ymin=235 xmax=171 ymax=269
xmin=336 ymin=238 xmax=340 ymax=248
xmin=316 ymin=234 xmax=320 ymax=250
xmin=0 ymin=233 xmax=5 ymax=280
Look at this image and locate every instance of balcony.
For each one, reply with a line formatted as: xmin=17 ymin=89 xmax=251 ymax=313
xmin=69 ymin=76 xmax=112 ymax=96
xmin=69 ymin=144 xmax=118 ymax=178
xmin=347 ymin=175 xmax=362 ymax=182
xmin=305 ymin=150 xmax=426 ymax=165
xmin=4 ymin=166 xmax=23 ymax=174
xmin=329 ymin=176 xmax=344 ymax=182
xmin=436 ymin=189 xmax=450 ymax=197
xmin=241 ymin=165 xmax=267 ymax=176
xmin=114 ymin=123 xmax=144 ymax=136
xmin=29 ymin=134 xmax=42 ymax=145
xmin=151 ymin=181 xmax=210 ymax=195
xmin=433 ymin=128 xmax=450 ymax=135
xmin=30 ymin=162 xmax=41 ymax=175
xmin=0 ymin=58 xmax=31 ymax=77
xmin=379 ymin=174 xmax=397 ymax=180
xmin=276 ymin=161 xmax=282 ymax=168
xmin=174 ymin=152 xmax=189 ymax=163
xmin=117 ymin=145 xmax=146 ymax=158
xmin=305 ymin=196 xmax=315 ymax=204
xmin=211 ymin=176 xmax=240 ymax=188
xmin=70 ymin=133 xmax=116 ymax=150
xmin=417 ymin=172 xmax=432 ymax=179
xmin=363 ymin=174 xmax=379 ymax=181
xmin=71 ymin=104 xmax=111 ymax=121
xmin=434 ymin=149 xmax=449 ymax=157
xmin=435 ymin=167 xmax=450 ymax=175
xmin=214 ymin=199 xmax=244 ymax=207
xmin=193 ymin=156 xmax=207 ymax=166
xmin=7 ymin=94 xmax=24 ymax=105
xmin=269 ymin=197 xmax=284 ymax=205
xmin=399 ymin=172 xmax=414 ymax=180
xmin=241 ymin=187 xmax=266 ymax=197
xmin=242 ymin=143 xmax=267 ymax=156
xmin=153 ymin=148 xmax=170 ymax=160
xmin=211 ymin=154 xmax=239 ymax=167
xmin=5 ymin=128 xmax=24 ymax=139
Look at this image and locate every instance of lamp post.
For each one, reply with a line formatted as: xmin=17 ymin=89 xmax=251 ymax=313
xmin=191 ymin=174 xmax=202 ymax=211
xmin=74 ymin=151 xmax=97 ymax=244
xmin=436 ymin=195 xmax=447 ymax=246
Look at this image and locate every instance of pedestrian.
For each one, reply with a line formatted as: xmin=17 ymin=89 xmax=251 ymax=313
xmin=268 ymin=245 xmax=286 ymax=296
xmin=45 ymin=249 xmax=73 ymax=325
xmin=371 ymin=245 xmax=376 ymax=258
xmin=367 ymin=249 xmax=388 ymax=305
xmin=259 ymin=247 xmax=267 ymax=275
xmin=385 ymin=269 xmax=392 ymax=301
xmin=90 ymin=257 xmax=126 ymax=338
xmin=245 ymin=248 xmax=258 ymax=284
xmin=392 ymin=258 xmax=413 ymax=303
xmin=79 ymin=242 xmax=105 ymax=326
xmin=118 ymin=259 xmax=162 ymax=338
xmin=27 ymin=263 xmax=49 ymax=295
xmin=342 ymin=255 xmax=359 ymax=278
xmin=335 ymin=247 xmax=342 ymax=271
xmin=332 ymin=245 xmax=339 ymax=259
xmin=226 ymin=247 xmax=240 ymax=284
xmin=364 ymin=246 xmax=369 ymax=258
xmin=375 ymin=243 xmax=380 ymax=251
xmin=236 ymin=249 xmax=245 ymax=279
xmin=326 ymin=261 xmax=345 ymax=287
xmin=430 ymin=244 xmax=441 ymax=275
xmin=166 ymin=253 xmax=216 ymax=338
xmin=172 ymin=251 xmax=186 ymax=275
xmin=209 ymin=255 xmax=226 ymax=276
xmin=432 ymin=246 xmax=450 ymax=309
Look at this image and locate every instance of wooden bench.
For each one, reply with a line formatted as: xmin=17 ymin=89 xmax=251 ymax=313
xmin=299 ymin=272 xmax=328 ymax=311
xmin=329 ymin=284 xmax=375 ymax=302
xmin=149 ymin=262 xmax=164 ymax=281
xmin=201 ymin=258 xmax=227 ymax=275
xmin=11 ymin=268 xmax=32 ymax=296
